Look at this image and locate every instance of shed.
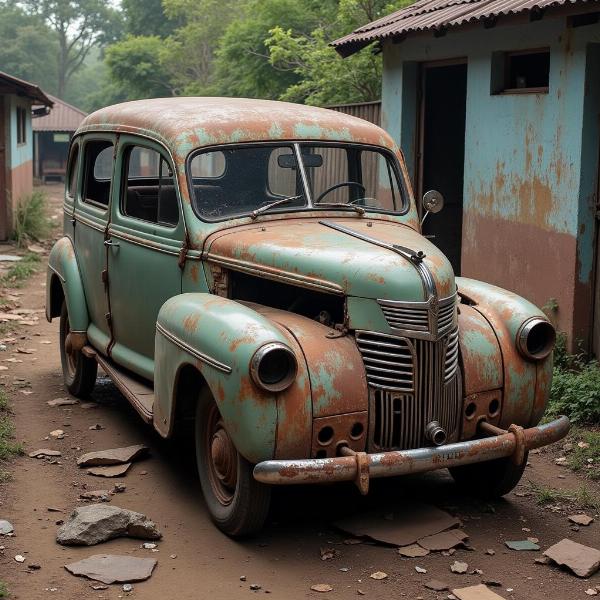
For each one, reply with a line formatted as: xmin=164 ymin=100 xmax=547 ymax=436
xmin=335 ymin=0 xmax=600 ymax=353
xmin=32 ymin=94 xmax=86 ymax=184
xmin=0 ymin=71 xmax=52 ymax=240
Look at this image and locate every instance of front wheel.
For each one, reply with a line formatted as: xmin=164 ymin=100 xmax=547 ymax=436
xmin=195 ymin=394 xmax=271 ymax=536
xmin=59 ymin=301 xmax=97 ymax=397
xmin=449 ymin=452 xmax=529 ymax=499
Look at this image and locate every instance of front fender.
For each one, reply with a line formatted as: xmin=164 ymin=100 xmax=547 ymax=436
xmin=46 ymin=237 xmax=89 ymax=332
xmin=456 ymin=277 xmax=553 ymax=427
xmin=154 ymin=293 xmax=306 ymax=464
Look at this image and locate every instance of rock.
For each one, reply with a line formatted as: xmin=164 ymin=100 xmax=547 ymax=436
xmin=555 ymin=457 xmax=567 ymax=465
xmin=370 ymin=571 xmax=388 ymax=580
xmin=50 ymin=429 xmax=64 ymax=438
xmin=64 ymin=554 xmax=157 ymax=584
xmin=14 ymin=555 xmax=25 ymax=563
xmin=505 ymin=540 xmax=540 ymax=551
xmin=56 ymin=504 xmax=161 ymax=546
xmin=113 ymin=484 xmax=126 ymax=493
xmin=250 ymin=584 xmax=261 ymax=591
xmin=320 ymin=547 xmax=338 ymax=561
xmin=415 ymin=566 xmax=427 ymax=573
xmin=585 ymin=589 xmax=598 ymax=596
xmin=80 ymin=490 xmax=112 ymax=503
xmin=452 ymin=584 xmax=506 ymax=600
xmin=483 ymin=580 xmax=502 ymax=587
xmin=418 ymin=529 xmax=468 ymax=551
xmin=240 ymin=576 xmax=247 ymax=581
xmin=87 ymin=463 xmax=132 ymax=478
xmin=534 ymin=556 xmax=550 ymax=565
xmin=142 ymin=543 xmax=157 ymax=549
xmin=47 ymin=398 xmax=78 ymax=407
xmin=89 ymin=424 xmax=104 ymax=431
xmin=485 ymin=549 xmax=495 ymax=556
xmin=123 ymin=584 xmax=133 ymax=592
xmin=397 ymin=544 xmax=430 ymax=557
xmin=310 ymin=584 xmax=333 ymax=592
xmin=568 ymin=514 xmax=594 ymax=526
xmin=28 ymin=563 xmax=41 ymax=570
xmin=578 ymin=441 xmax=590 ymax=449
xmin=91 ymin=584 xmax=108 ymax=590
xmin=425 ymin=580 xmax=449 ymax=591
xmin=543 ymin=539 xmax=600 ymax=578
xmin=28 ymin=449 xmax=61 ymax=458
xmin=450 ymin=561 xmax=468 ymax=574
xmin=77 ymin=445 xmax=149 ymax=467
xmin=0 ymin=520 xmax=14 ymax=535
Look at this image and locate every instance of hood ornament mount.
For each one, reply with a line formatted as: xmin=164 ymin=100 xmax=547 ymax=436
xmin=319 ymin=220 xmax=436 ymax=300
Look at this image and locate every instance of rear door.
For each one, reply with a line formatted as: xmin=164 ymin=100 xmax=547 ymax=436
xmin=74 ymin=134 xmax=116 ymax=354
xmin=106 ymin=136 xmax=184 ymax=381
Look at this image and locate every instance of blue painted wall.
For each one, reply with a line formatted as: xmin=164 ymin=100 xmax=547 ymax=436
xmin=8 ymin=94 xmax=33 ymax=169
xmin=381 ymin=17 xmax=600 ymax=347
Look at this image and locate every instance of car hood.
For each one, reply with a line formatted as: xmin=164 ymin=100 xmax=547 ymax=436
xmin=204 ymin=218 xmax=455 ymax=302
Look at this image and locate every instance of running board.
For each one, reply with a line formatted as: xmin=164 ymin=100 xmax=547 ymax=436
xmin=82 ymin=346 xmax=154 ymax=423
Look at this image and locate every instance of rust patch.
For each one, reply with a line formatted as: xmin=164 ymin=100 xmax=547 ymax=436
xmin=183 ymin=313 xmax=200 ymax=333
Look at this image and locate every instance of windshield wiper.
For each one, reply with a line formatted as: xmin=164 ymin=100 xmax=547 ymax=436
xmin=316 ymin=202 xmax=365 ymax=216
xmin=250 ymin=194 xmax=304 ymax=219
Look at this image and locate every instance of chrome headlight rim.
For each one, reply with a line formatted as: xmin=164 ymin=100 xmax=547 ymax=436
xmin=250 ymin=342 xmax=298 ymax=393
xmin=516 ymin=317 xmax=556 ymax=361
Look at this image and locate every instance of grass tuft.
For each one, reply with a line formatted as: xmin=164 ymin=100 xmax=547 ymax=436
xmin=0 ymin=252 xmax=41 ymax=288
xmin=529 ymin=480 xmax=600 ymax=511
xmin=12 ymin=191 xmax=50 ymax=247
xmin=0 ymin=390 xmax=23 ymax=461
xmin=0 ymin=580 xmax=8 ymax=598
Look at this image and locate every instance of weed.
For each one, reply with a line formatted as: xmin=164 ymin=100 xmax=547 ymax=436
xmin=0 ymin=470 xmax=11 ymax=484
xmin=529 ymin=480 xmax=600 ymax=511
xmin=0 ymin=580 xmax=8 ymax=598
xmin=563 ymin=428 xmax=600 ymax=480
xmin=0 ymin=253 xmax=41 ymax=288
xmin=12 ymin=191 xmax=50 ymax=247
xmin=0 ymin=390 xmax=22 ymax=461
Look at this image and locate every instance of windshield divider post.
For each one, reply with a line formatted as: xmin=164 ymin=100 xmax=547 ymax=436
xmin=294 ymin=143 xmax=313 ymax=208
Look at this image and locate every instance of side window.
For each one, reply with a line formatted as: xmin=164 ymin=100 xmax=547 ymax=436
xmin=122 ymin=145 xmax=178 ymax=227
xmin=82 ymin=140 xmax=114 ymax=208
xmin=66 ymin=144 xmax=79 ymax=198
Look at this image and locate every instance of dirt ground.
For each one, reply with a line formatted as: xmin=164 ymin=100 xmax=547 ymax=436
xmin=0 ymin=185 xmax=599 ymax=600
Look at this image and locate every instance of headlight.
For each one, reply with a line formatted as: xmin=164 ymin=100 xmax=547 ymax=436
xmin=250 ymin=342 xmax=297 ymax=392
xmin=516 ymin=317 xmax=556 ymax=360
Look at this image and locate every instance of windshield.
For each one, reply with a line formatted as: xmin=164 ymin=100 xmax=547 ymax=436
xmin=188 ymin=143 xmax=406 ymax=220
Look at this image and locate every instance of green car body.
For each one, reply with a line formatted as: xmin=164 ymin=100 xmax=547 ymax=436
xmin=46 ymin=97 xmax=568 ymax=535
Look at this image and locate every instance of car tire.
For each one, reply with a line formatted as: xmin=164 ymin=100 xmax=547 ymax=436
xmin=449 ymin=452 xmax=529 ymax=499
xmin=59 ymin=301 xmax=97 ymax=397
xmin=195 ymin=393 xmax=271 ymax=537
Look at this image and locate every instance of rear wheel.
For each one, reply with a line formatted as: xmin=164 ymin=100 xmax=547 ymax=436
xmin=59 ymin=301 xmax=97 ymax=397
xmin=449 ymin=452 xmax=528 ymax=499
xmin=195 ymin=394 xmax=271 ymax=536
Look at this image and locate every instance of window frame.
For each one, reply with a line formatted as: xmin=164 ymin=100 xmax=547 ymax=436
xmin=491 ymin=48 xmax=550 ymax=95
xmin=80 ymin=137 xmax=115 ymax=212
xmin=65 ymin=142 xmax=80 ymax=200
xmin=186 ymin=141 xmax=410 ymax=223
xmin=16 ymin=106 xmax=27 ymax=145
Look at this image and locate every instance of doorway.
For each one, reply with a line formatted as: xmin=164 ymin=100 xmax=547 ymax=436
xmin=0 ymin=97 xmax=6 ymax=240
xmin=417 ymin=60 xmax=468 ymax=276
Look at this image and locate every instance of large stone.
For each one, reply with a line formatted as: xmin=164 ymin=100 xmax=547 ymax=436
xmin=56 ymin=504 xmax=161 ymax=546
xmin=77 ymin=445 xmax=149 ymax=467
xmin=0 ymin=520 xmax=14 ymax=535
xmin=28 ymin=449 xmax=62 ymax=458
xmin=64 ymin=555 xmax=157 ymax=584
xmin=87 ymin=463 xmax=132 ymax=478
xmin=452 ymin=584 xmax=506 ymax=600
xmin=543 ymin=538 xmax=600 ymax=578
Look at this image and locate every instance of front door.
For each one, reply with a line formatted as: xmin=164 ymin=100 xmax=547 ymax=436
xmin=417 ymin=60 xmax=468 ymax=275
xmin=106 ymin=136 xmax=184 ymax=382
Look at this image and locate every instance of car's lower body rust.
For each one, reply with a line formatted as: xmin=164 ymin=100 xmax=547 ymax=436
xmin=253 ymin=416 xmax=570 ymax=493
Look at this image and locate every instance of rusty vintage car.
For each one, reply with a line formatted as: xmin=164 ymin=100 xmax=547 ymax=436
xmin=46 ymin=97 xmax=569 ymax=535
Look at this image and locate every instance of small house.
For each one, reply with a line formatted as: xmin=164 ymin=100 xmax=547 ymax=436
xmin=0 ymin=71 xmax=52 ymax=240
xmin=334 ymin=0 xmax=600 ymax=353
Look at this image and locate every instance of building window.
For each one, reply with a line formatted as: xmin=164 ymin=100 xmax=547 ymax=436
xmin=491 ymin=48 xmax=550 ymax=94
xmin=16 ymin=106 xmax=27 ymax=144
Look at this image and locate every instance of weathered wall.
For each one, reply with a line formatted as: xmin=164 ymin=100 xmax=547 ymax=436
xmin=381 ymin=17 xmax=600 ymax=347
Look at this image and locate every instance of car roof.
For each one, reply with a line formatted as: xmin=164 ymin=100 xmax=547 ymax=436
xmin=76 ymin=97 xmax=397 ymax=159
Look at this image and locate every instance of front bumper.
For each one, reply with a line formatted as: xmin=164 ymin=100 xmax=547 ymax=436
xmin=253 ymin=416 xmax=570 ymax=493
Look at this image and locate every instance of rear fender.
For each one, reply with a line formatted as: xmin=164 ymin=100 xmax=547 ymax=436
xmin=46 ymin=237 xmax=89 ymax=332
xmin=154 ymin=293 xmax=307 ymax=464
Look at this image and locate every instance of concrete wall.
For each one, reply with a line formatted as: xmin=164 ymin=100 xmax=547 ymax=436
xmin=381 ymin=16 xmax=600 ymax=347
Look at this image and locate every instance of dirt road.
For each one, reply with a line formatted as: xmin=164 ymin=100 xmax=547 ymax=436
xmin=0 ymin=186 xmax=599 ymax=599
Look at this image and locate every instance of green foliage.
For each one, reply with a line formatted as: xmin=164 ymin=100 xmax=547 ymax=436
xmin=0 ymin=253 xmax=41 ymax=288
xmin=564 ymin=428 xmax=600 ymax=480
xmin=528 ymin=480 xmax=600 ymax=511
xmin=0 ymin=390 xmax=23 ymax=462
xmin=122 ymin=0 xmax=177 ymax=37
xmin=12 ymin=191 xmax=50 ymax=247
xmin=0 ymin=580 xmax=8 ymax=598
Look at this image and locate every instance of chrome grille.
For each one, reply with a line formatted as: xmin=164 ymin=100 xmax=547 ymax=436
xmin=357 ymin=327 xmax=462 ymax=451
xmin=378 ymin=294 xmax=457 ymax=341
xmin=355 ymin=331 xmax=415 ymax=392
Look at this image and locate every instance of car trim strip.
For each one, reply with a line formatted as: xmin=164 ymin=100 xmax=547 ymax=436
xmin=108 ymin=229 xmax=182 ymax=256
xmin=155 ymin=322 xmax=232 ymax=374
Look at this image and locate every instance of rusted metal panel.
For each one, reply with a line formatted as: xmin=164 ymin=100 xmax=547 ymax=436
xmin=328 ymin=101 xmax=381 ymax=127
xmin=32 ymin=94 xmax=86 ymax=132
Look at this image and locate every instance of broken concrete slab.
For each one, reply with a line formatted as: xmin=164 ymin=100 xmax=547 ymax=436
xmin=397 ymin=544 xmax=430 ymax=558
xmin=28 ymin=449 xmax=62 ymax=458
xmin=0 ymin=520 xmax=14 ymax=535
xmin=334 ymin=503 xmax=460 ymax=547
xmin=418 ymin=529 xmax=468 ymax=551
xmin=47 ymin=398 xmax=78 ymax=407
xmin=505 ymin=540 xmax=540 ymax=551
xmin=0 ymin=255 xmax=22 ymax=262
xmin=452 ymin=584 xmax=506 ymax=600
xmin=56 ymin=504 xmax=161 ymax=546
xmin=77 ymin=445 xmax=148 ymax=467
xmin=64 ymin=554 xmax=157 ymax=584
xmin=79 ymin=490 xmax=112 ymax=502
xmin=543 ymin=538 xmax=600 ymax=578
xmin=87 ymin=463 xmax=132 ymax=478
xmin=425 ymin=580 xmax=449 ymax=591
xmin=568 ymin=514 xmax=594 ymax=526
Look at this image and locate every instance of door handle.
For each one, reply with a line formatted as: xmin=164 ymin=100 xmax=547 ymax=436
xmin=104 ymin=239 xmax=120 ymax=247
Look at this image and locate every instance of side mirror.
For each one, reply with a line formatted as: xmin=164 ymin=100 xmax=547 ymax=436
xmin=422 ymin=190 xmax=444 ymax=214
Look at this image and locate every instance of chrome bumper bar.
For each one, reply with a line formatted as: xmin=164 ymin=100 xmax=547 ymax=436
xmin=253 ymin=416 xmax=570 ymax=493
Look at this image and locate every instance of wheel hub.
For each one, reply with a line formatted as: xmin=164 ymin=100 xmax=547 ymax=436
xmin=210 ymin=428 xmax=237 ymax=489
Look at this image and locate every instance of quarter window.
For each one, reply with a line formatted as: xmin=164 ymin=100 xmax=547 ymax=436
xmin=82 ymin=140 xmax=114 ymax=207
xmin=122 ymin=145 xmax=179 ymax=227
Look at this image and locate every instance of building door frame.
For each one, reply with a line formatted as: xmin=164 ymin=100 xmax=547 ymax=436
xmin=592 ymin=114 xmax=600 ymax=357
xmin=0 ymin=97 xmax=7 ymax=241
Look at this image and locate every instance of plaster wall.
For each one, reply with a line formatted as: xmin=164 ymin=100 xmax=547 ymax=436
xmin=381 ymin=17 xmax=600 ymax=346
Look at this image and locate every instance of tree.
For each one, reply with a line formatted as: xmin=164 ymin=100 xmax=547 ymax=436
xmin=122 ymin=0 xmax=177 ymax=38
xmin=18 ymin=0 xmax=123 ymax=98
xmin=267 ymin=0 xmax=411 ymax=105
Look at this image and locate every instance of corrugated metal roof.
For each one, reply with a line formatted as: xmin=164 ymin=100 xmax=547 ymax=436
xmin=0 ymin=71 xmax=53 ymax=106
xmin=32 ymin=94 xmax=86 ymax=132
xmin=333 ymin=0 xmax=593 ymax=56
